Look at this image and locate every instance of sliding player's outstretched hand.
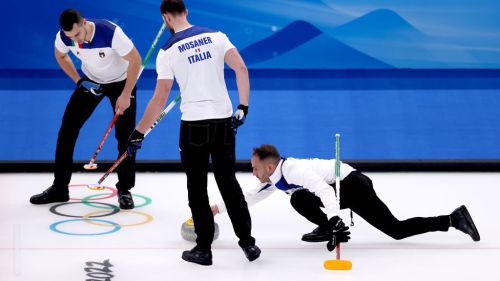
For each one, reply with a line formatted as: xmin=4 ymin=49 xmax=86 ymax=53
xmin=326 ymin=216 xmax=351 ymax=251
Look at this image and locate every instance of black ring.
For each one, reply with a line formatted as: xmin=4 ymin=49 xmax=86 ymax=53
xmin=49 ymin=202 xmax=120 ymax=218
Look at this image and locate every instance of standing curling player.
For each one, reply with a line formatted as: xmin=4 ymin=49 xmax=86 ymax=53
xmin=127 ymin=0 xmax=260 ymax=266
xmin=30 ymin=9 xmax=141 ymax=209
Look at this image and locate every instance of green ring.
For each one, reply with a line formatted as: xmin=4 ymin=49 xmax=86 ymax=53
xmin=82 ymin=193 xmax=152 ymax=209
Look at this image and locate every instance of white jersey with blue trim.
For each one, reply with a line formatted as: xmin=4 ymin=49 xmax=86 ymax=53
xmin=216 ymin=158 xmax=355 ymax=219
xmin=156 ymin=26 xmax=236 ymax=121
xmin=54 ymin=19 xmax=134 ymax=84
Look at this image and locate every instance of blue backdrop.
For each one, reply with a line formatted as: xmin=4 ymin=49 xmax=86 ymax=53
xmin=1 ymin=0 xmax=499 ymax=161
xmin=3 ymin=0 xmax=500 ymax=69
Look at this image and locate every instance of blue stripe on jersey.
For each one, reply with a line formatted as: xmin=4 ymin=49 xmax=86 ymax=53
xmin=89 ymin=19 xmax=116 ymax=48
xmin=60 ymin=31 xmax=72 ymax=46
xmin=258 ymin=183 xmax=272 ymax=193
xmin=275 ymin=177 xmax=302 ymax=191
xmin=274 ymin=158 xmax=302 ymax=191
xmin=161 ymin=26 xmax=218 ymax=51
xmin=59 ymin=19 xmax=116 ymax=49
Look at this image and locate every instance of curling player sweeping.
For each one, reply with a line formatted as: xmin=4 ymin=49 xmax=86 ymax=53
xmin=30 ymin=8 xmax=141 ymax=209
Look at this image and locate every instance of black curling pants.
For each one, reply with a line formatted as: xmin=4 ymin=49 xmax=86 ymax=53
xmin=290 ymin=171 xmax=450 ymax=240
xmin=53 ymin=77 xmax=136 ymax=191
xmin=180 ymin=118 xmax=255 ymax=250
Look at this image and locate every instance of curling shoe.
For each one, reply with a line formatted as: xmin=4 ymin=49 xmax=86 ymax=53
xmin=242 ymin=245 xmax=261 ymax=262
xmin=118 ymin=190 xmax=134 ymax=209
xmin=182 ymin=246 xmax=213 ymax=266
xmin=301 ymin=226 xmax=332 ymax=242
xmin=451 ymin=205 xmax=480 ymax=241
xmin=30 ymin=185 xmax=69 ymax=205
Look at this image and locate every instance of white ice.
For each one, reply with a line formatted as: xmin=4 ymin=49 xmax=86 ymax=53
xmin=0 ymin=172 xmax=499 ymax=281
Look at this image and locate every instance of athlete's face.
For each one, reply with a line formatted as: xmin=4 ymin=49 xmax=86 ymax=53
xmin=251 ymin=155 xmax=276 ymax=183
xmin=64 ymin=21 xmax=87 ymax=43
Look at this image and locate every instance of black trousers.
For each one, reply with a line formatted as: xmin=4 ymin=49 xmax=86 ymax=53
xmin=53 ymin=77 xmax=136 ymax=191
xmin=180 ymin=118 xmax=255 ymax=250
xmin=290 ymin=171 xmax=450 ymax=240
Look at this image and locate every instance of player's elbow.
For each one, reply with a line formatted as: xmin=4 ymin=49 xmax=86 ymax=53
xmin=235 ymin=63 xmax=248 ymax=75
xmin=124 ymin=47 xmax=142 ymax=66
xmin=133 ymin=51 xmax=142 ymax=66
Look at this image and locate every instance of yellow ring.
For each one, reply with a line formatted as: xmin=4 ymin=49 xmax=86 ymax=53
xmin=83 ymin=210 xmax=153 ymax=227
xmin=186 ymin=217 xmax=194 ymax=226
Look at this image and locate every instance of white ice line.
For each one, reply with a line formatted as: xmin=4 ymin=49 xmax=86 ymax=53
xmin=1 ymin=246 xmax=498 ymax=250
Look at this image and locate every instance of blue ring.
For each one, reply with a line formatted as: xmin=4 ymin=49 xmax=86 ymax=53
xmin=49 ymin=218 xmax=121 ymax=236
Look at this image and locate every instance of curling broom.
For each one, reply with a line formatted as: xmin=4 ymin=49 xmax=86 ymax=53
xmin=87 ymin=95 xmax=180 ymax=190
xmin=84 ymin=23 xmax=167 ymax=170
xmin=324 ymin=133 xmax=352 ymax=270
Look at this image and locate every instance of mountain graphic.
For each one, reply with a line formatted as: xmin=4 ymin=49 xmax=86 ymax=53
xmin=240 ymin=20 xmax=393 ymax=69
xmin=329 ymin=9 xmax=478 ymax=68
xmin=187 ymin=0 xmax=353 ymax=55
xmin=332 ymin=9 xmax=425 ymax=39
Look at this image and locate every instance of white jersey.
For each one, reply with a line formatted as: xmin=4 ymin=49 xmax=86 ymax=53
xmin=217 ymin=158 xmax=356 ymax=219
xmin=54 ymin=19 xmax=134 ymax=84
xmin=156 ymin=26 xmax=236 ymax=121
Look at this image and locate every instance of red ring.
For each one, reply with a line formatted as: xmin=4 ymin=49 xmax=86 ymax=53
xmin=69 ymin=184 xmax=117 ymax=201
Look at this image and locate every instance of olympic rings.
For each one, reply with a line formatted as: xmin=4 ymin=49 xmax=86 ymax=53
xmin=50 ymin=218 xmax=121 ymax=236
xmin=69 ymin=184 xmax=117 ymax=201
xmin=83 ymin=210 xmax=154 ymax=227
xmin=50 ymin=202 xmax=120 ymax=218
xmin=48 ymin=190 xmax=154 ymax=236
xmin=81 ymin=193 xmax=152 ymax=209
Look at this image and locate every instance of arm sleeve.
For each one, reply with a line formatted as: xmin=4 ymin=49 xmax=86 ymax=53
xmin=217 ymin=32 xmax=236 ymax=55
xmin=54 ymin=32 xmax=70 ymax=54
xmin=216 ymin=183 xmax=276 ymax=214
xmin=156 ymin=49 xmax=174 ymax=80
xmin=284 ymin=163 xmax=340 ymax=218
xmin=111 ymin=25 xmax=134 ymax=57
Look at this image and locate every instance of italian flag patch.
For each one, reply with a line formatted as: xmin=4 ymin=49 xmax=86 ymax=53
xmin=71 ymin=40 xmax=83 ymax=49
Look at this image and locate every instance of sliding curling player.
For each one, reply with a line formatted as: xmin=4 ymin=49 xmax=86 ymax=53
xmin=211 ymin=144 xmax=480 ymax=262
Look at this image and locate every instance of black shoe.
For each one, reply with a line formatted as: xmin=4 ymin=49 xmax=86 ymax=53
xmin=451 ymin=205 xmax=480 ymax=242
xmin=182 ymin=247 xmax=213 ymax=266
xmin=242 ymin=245 xmax=261 ymax=262
xmin=30 ymin=185 xmax=69 ymax=205
xmin=118 ymin=190 xmax=134 ymax=210
xmin=301 ymin=226 xmax=332 ymax=242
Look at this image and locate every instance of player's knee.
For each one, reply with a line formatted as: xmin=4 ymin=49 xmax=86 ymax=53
xmin=290 ymin=190 xmax=306 ymax=208
xmin=290 ymin=189 xmax=319 ymax=209
xmin=383 ymin=227 xmax=406 ymax=240
xmin=390 ymin=233 xmax=406 ymax=240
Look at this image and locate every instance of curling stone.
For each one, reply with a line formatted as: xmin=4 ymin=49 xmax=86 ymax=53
xmin=181 ymin=217 xmax=219 ymax=242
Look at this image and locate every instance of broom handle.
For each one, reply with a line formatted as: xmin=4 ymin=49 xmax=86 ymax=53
xmin=90 ymin=96 xmax=180 ymax=188
xmin=335 ymin=133 xmax=341 ymax=260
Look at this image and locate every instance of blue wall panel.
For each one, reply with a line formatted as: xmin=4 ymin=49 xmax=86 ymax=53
xmin=1 ymin=1 xmax=500 ymax=161
xmin=1 ymin=70 xmax=499 ymax=161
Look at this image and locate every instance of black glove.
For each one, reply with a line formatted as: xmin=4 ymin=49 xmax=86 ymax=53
xmin=232 ymin=104 xmax=248 ymax=131
xmin=326 ymin=216 xmax=351 ymax=251
xmin=78 ymin=79 xmax=103 ymax=96
xmin=127 ymin=129 xmax=145 ymax=157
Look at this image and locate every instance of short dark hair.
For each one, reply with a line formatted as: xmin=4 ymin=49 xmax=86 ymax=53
xmin=252 ymin=144 xmax=281 ymax=163
xmin=160 ymin=0 xmax=187 ymax=15
xmin=59 ymin=9 xmax=83 ymax=31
